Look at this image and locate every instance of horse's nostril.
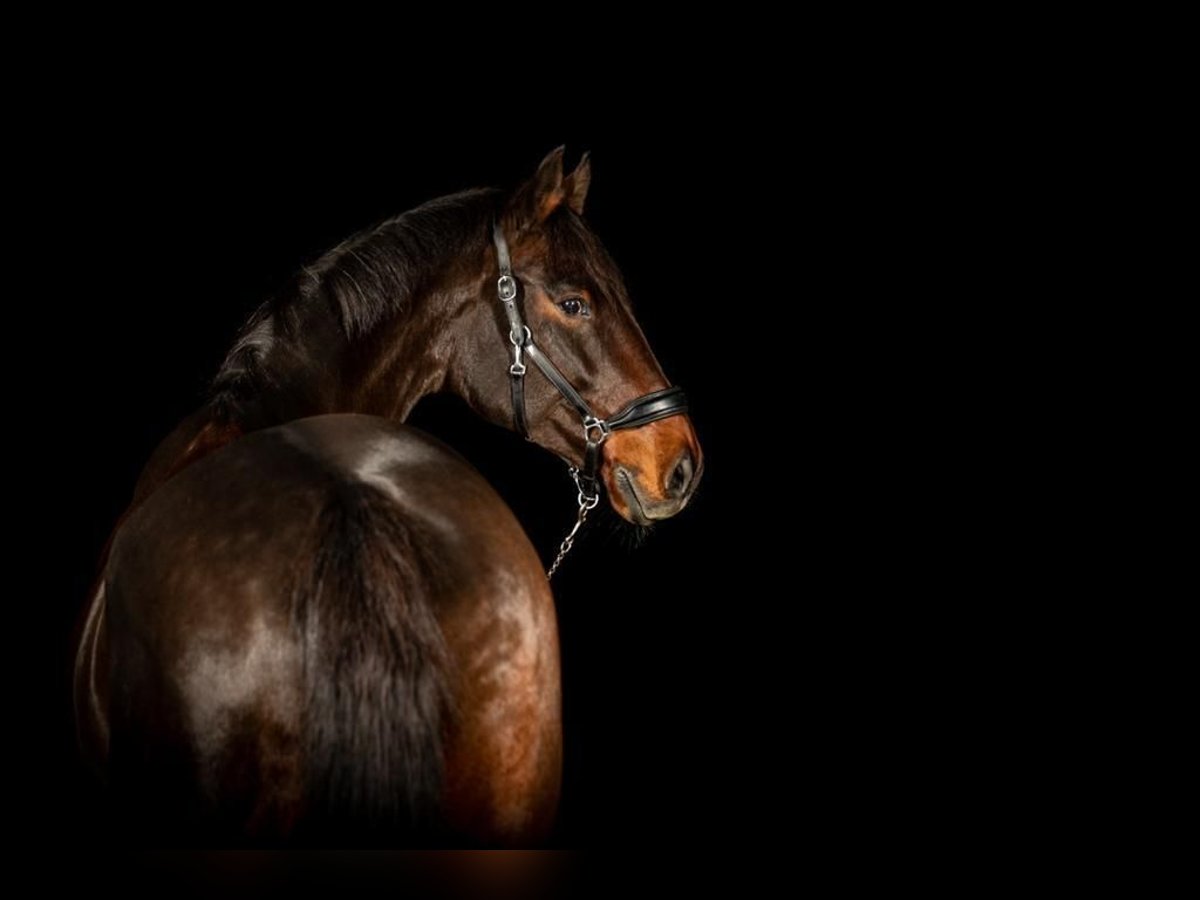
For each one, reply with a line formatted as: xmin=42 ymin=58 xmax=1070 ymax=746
xmin=667 ymin=450 xmax=694 ymax=500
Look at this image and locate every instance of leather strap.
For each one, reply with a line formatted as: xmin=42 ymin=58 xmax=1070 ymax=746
xmin=495 ymin=220 xmax=532 ymax=439
xmin=510 ymin=371 xmax=529 ymax=437
xmin=605 ymin=386 xmax=689 ymax=431
xmin=494 ymin=219 xmax=513 ymax=275
xmin=579 ymin=439 xmax=604 ymax=499
xmin=524 ymin=342 xmax=595 ymax=421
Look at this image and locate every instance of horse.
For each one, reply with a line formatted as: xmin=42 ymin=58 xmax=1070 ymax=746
xmin=71 ymin=147 xmax=703 ymax=845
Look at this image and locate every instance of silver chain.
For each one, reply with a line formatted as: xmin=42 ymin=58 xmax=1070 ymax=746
xmin=546 ymin=468 xmax=600 ymax=579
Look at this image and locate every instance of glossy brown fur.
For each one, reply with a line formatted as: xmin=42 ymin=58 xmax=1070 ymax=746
xmin=105 ymin=416 xmax=559 ymax=843
xmin=73 ymin=148 xmax=702 ymax=844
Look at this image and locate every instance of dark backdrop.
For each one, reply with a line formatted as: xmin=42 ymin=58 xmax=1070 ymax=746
xmin=11 ymin=84 xmax=981 ymax=851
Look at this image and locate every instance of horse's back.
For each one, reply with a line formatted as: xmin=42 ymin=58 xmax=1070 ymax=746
xmin=103 ymin=414 xmax=560 ymax=844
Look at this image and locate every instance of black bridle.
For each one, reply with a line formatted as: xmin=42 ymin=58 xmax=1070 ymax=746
xmin=492 ymin=221 xmax=689 ymax=577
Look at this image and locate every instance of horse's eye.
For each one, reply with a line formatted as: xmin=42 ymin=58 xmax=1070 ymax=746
xmin=558 ymin=297 xmax=589 ymax=317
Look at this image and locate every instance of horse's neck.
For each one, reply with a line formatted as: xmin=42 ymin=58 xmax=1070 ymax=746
xmin=134 ymin=215 xmax=493 ymax=504
xmin=131 ymin=321 xmax=450 ymax=508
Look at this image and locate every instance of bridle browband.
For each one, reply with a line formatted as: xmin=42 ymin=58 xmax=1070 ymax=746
xmin=492 ymin=220 xmax=689 ymax=578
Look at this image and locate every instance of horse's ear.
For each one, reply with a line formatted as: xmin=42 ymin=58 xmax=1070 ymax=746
xmin=563 ymin=151 xmax=591 ymax=215
xmin=506 ymin=146 xmax=566 ymax=232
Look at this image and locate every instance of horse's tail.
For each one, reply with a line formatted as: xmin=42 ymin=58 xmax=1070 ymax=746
xmin=295 ymin=478 xmax=453 ymax=837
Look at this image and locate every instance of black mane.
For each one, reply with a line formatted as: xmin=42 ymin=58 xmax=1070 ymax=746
xmin=208 ymin=188 xmax=499 ymax=422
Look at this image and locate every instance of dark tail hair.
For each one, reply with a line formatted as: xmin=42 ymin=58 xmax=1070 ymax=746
xmin=295 ymin=479 xmax=453 ymax=840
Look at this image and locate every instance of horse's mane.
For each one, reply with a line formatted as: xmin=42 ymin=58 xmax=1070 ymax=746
xmin=208 ymin=188 xmax=499 ymax=421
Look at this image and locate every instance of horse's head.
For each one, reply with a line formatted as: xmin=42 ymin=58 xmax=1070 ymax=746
xmin=484 ymin=148 xmax=703 ymax=525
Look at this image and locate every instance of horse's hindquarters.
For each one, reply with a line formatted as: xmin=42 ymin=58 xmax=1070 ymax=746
xmin=101 ymin=414 xmax=561 ymax=845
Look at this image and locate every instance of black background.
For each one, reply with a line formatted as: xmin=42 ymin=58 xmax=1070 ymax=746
xmin=12 ymin=85 xmax=976 ymax=851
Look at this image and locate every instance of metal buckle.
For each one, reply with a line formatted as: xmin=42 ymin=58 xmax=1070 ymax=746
xmin=497 ymin=274 xmax=517 ymax=302
xmin=582 ymin=416 xmax=610 ymax=445
xmin=509 ymin=326 xmax=531 ymax=376
xmin=506 ymin=324 xmax=530 ymax=376
xmin=509 ymin=343 xmax=526 ymax=377
xmin=569 ymin=466 xmax=601 ymax=509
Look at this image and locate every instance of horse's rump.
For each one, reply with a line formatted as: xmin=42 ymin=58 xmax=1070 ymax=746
xmin=102 ymin=415 xmax=485 ymax=840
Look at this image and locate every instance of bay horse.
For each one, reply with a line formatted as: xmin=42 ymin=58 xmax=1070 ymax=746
xmin=71 ymin=148 xmax=702 ymax=845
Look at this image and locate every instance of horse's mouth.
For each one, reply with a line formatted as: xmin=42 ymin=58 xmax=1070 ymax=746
xmin=613 ymin=468 xmax=650 ymax=525
xmin=613 ymin=467 xmax=690 ymax=525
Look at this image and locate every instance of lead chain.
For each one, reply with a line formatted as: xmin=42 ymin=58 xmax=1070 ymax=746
xmin=546 ymin=469 xmax=601 ymax=579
